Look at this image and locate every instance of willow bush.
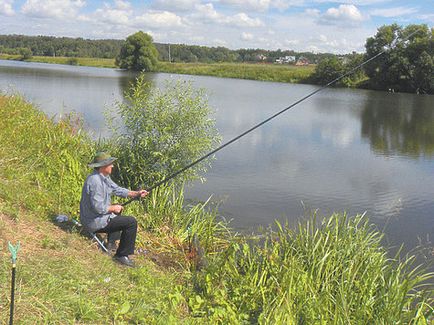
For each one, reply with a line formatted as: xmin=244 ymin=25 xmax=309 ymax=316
xmin=108 ymin=74 xmax=220 ymax=190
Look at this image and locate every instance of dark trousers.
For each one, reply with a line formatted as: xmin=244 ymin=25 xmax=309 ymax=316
xmin=96 ymin=215 xmax=137 ymax=257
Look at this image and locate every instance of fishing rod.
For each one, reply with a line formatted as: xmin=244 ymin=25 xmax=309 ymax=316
xmin=123 ymin=28 xmax=421 ymax=207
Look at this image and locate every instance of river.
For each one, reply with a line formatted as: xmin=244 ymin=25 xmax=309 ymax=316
xmin=1 ymin=59 xmax=433 ymax=256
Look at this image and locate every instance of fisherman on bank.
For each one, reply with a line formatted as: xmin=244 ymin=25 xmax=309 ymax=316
xmin=80 ymin=152 xmax=148 ymax=267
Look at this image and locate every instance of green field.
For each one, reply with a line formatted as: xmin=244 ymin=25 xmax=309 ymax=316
xmin=157 ymin=61 xmax=315 ymax=83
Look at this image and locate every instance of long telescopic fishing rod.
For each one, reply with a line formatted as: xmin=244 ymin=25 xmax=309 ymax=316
xmin=123 ymin=28 xmax=421 ymax=207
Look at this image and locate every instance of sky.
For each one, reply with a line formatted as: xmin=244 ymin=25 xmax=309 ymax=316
xmin=0 ymin=0 xmax=432 ymax=54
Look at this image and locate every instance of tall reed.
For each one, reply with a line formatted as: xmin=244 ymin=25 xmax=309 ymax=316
xmin=190 ymin=213 xmax=433 ymax=323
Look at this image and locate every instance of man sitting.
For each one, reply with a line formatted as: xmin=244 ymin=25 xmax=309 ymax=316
xmin=80 ymin=152 xmax=148 ymax=267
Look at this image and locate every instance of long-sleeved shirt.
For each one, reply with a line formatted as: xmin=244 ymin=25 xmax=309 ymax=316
xmin=80 ymin=171 xmax=129 ymax=232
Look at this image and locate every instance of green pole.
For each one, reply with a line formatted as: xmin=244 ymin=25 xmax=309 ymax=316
xmin=8 ymin=242 xmax=20 ymax=325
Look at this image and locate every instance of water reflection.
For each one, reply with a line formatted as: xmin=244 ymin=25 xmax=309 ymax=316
xmin=361 ymin=92 xmax=434 ymax=158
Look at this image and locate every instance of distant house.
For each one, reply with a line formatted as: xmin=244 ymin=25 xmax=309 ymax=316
xmin=256 ymin=54 xmax=267 ymax=61
xmin=295 ymin=56 xmax=310 ymax=66
xmin=275 ymin=55 xmax=296 ymax=64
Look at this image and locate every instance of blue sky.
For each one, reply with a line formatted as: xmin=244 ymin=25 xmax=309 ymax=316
xmin=0 ymin=0 xmax=432 ymax=53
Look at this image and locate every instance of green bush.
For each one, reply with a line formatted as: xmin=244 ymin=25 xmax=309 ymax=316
xmin=108 ymin=74 xmax=220 ymax=190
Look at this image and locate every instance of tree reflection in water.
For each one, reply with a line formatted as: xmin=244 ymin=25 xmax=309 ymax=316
xmin=361 ymin=93 xmax=434 ymax=158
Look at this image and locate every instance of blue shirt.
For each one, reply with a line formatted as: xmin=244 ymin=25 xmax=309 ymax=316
xmin=80 ymin=171 xmax=129 ymax=232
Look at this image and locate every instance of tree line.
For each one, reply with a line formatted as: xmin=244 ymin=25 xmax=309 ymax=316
xmin=0 ymin=33 xmax=331 ymax=64
xmin=311 ymin=24 xmax=433 ymax=94
xmin=0 ymin=34 xmax=123 ymax=58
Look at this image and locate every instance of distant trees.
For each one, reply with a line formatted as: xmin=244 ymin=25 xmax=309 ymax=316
xmin=311 ymin=23 xmax=433 ymax=94
xmin=311 ymin=53 xmax=366 ymax=87
xmin=364 ymin=24 xmax=433 ymax=94
xmin=311 ymin=57 xmax=344 ymax=85
xmin=0 ymin=35 xmax=123 ymax=58
xmin=116 ymin=32 xmax=159 ymax=71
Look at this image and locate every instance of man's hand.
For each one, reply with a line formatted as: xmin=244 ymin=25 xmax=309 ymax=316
xmin=137 ymin=189 xmax=149 ymax=198
xmin=128 ymin=189 xmax=149 ymax=198
xmin=108 ymin=204 xmax=123 ymax=214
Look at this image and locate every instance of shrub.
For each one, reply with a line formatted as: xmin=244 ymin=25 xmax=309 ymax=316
xmin=108 ymin=74 xmax=221 ymax=190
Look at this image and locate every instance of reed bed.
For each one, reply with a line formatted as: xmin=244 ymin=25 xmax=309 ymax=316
xmin=190 ymin=214 xmax=434 ymax=323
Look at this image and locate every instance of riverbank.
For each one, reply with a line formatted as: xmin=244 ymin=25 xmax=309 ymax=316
xmin=0 ymin=94 xmax=432 ymax=323
xmin=0 ymin=54 xmax=314 ymax=83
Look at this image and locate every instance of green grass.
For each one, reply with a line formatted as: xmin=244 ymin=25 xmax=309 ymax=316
xmin=0 ymin=215 xmax=190 ymax=324
xmin=0 ymin=94 xmax=432 ymax=324
xmin=158 ymin=61 xmax=315 ymax=83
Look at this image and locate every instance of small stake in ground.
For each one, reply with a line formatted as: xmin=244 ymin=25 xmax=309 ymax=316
xmin=8 ymin=241 xmax=20 ymax=325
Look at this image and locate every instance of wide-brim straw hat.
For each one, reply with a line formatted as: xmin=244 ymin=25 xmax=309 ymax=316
xmin=88 ymin=152 xmax=117 ymax=168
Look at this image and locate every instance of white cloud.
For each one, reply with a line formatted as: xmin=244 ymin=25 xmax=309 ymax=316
xmin=218 ymin=0 xmax=305 ymax=12
xmin=370 ymin=6 xmax=418 ymax=18
xmin=241 ymin=32 xmax=254 ymax=40
xmin=153 ymin=0 xmax=199 ymax=12
xmin=227 ymin=13 xmax=264 ymax=27
xmin=114 ymin=0 xmax=131 ymax=11
xmin=314 ymin=0 xmax=392 ymax=5
xmin=93 ymin=2 xmax=132 ymax=25
xmin=134 ymin=11 xmax=184 ymax=28
xmin=319 ymin=4 xmax=365 ymax=26
xmin=0 ymin=0 xmax=14 ymax=16
xmin=21 ymin=0 xmax=85 ymax=19
xmin=193 ymin=3 xmax=263 ymax=27
xmin=194 ymin=3 xmax=220 ymax=20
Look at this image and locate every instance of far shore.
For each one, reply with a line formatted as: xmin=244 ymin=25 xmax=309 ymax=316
xmin=0 ymin=54 xmax=316 ymax=84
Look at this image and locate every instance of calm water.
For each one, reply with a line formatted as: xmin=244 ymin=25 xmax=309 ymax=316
xmin=1 ymin=59 xmax=433 ymax=254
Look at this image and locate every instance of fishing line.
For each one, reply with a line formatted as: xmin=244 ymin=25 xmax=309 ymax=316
xmin=123 ymin=28 xmax=422 ymax=207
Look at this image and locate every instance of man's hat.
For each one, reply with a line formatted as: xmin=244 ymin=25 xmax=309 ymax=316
xmin=88 ymin=152 xmax=117 ymax=168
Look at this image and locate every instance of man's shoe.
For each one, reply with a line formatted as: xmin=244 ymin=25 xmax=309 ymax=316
xmin=113 ymin=255 xmax=135 ymax=267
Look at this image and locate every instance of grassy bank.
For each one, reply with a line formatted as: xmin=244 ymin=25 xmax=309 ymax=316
xmin=157 ymin=62 xmax=315 ymax=83
xmin=0 ymin=94 xmax=433 ymax=323
xmin=0 ymin=54 xmax=314 ymax=83
xmin=0 ymin=54 xmax=116 ymax=68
